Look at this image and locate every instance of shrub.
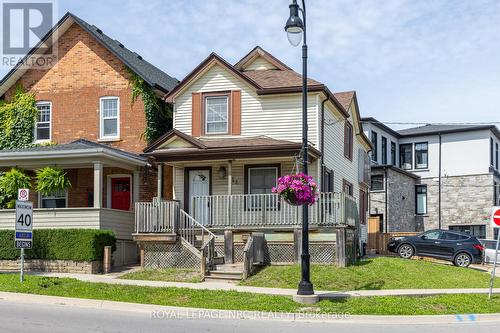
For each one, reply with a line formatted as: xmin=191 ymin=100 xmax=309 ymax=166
xmin=0 ymin=229 xmax=116 ymax=261
xmin=35 ymin=166 xmax=71 ymax=196
xmin=0 ymin=168 xmax=32 ymax=209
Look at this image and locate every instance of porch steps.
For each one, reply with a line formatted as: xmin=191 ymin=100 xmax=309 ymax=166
xmin=205 ymin=263 xmax=244 ymax=283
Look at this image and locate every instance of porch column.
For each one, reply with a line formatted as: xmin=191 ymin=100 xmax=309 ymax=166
xmin=93 ymin=161 xmax=103 ymax=208
xmin=227 ymin=160 xmax=233 ymax=195
xmin=133 ymin=170 xmax=140 ymax=204
xmin=157 ymin=164 xmax=163 ymax=199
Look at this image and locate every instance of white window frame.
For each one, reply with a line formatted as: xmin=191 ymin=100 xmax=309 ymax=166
xmin=34 ymin=101 xmax=52 ymax=143
xmin=38 ymin=190 xmax=68 ymax=208
xmin=204 ymin=96 xmax=229 ymax=135
xmin=99 ymin=96 xmax=120 ymax=140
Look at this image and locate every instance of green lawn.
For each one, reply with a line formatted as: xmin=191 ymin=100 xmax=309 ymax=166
xmin=1 ymin=274 xmax=500 ymax=315
xmin=119 ymin=269 xmax=202 ymax=283
xmin=240 ymin=257 xmax=491 ymax=291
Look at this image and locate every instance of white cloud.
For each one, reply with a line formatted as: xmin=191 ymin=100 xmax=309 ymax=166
xmin=2 ymin=0 xmax=499 ymax=123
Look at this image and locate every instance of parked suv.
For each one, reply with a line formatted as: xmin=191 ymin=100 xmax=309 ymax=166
xmin=387 ymin=230 xmax=484 ymax=267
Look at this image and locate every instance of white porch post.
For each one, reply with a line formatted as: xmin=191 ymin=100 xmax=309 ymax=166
xmin=133 ymin=170 xmax=140 ymax=204
xmin=157 ymin=164 xmax=163 ymax=199
xmin=227 ymin=160 xmax=233 ymax=195
xmin=93 ymin=161 xmax=103 ymax=208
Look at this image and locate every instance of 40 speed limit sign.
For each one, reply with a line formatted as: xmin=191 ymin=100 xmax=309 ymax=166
xmin=15 ymin=200 xmax=33 ymax=249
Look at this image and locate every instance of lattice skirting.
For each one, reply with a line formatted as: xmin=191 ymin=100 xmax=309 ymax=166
xmin=231 ymin=241 xmax=335 ymax=264
xmin=143 ymin=242 xmax=201 ymax=269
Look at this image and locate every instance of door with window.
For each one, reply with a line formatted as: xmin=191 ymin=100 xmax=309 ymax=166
xmin=111 ymin=178 xmax=131 ymax=211
xmin=188 ymin=169 xmax=211 ymax=225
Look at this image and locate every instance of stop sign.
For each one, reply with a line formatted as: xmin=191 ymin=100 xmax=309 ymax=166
xmin=492 ymin=207 xmax=500 ymax=227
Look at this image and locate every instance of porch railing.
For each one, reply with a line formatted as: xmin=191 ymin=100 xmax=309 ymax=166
xmin=190 ymin=192 xmax=358 ymax=228
xmin=134 ymin=200 xmax=179 ymax=233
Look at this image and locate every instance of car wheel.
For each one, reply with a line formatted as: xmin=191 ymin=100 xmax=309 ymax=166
xmin=454 ymin=252 xmax=472 ymax=268
xmin=398 ymin=244 xmax=414 ymax=259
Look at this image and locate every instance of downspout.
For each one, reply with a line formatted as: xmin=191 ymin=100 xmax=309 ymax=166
xmin=438 ymin=133 xmax=442 ymax=229
xmin=320 ymin=97 xmax=327 ymax=189
xmin=384 ymin=167 xmax=388 ymax=233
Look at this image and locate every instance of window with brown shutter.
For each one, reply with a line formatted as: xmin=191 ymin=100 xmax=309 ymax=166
xmin=191 ymin=92 xmax=202 ymax=137
xmin=231 ymin=90 xmax=241 ymax=135
xmin=193 ymin=90 xmax=242 ymax=136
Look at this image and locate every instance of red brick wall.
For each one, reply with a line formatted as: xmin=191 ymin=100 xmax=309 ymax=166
xmin=5 ymin=23 xmax=148 ymax=154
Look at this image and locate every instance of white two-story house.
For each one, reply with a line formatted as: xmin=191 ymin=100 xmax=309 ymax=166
xmin=363 ymin=117 xmax=500 ymax=239
xmin=135 ymin=47 xmax=372 ymax=273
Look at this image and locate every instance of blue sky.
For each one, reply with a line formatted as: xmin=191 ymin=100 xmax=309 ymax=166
xmin=3 ymin=0 xmax=500 ymax=126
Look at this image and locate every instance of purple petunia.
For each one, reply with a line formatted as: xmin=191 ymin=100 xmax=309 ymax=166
xmin=272 ymin=173 xmax=319 ymax=206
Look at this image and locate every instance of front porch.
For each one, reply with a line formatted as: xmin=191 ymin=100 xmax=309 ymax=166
xmin=0 ymin=140 xmax=153 ymax=267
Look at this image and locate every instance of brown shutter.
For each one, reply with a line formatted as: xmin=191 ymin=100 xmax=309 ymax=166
xmin=192 ymin=92 xmax=202 ymax=137
xmin=231 ymin=90 xmax=241 ymax=135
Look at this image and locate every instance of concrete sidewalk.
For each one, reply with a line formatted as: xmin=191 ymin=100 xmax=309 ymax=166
xmin=29 ymin=272 xmax=500 ymax=299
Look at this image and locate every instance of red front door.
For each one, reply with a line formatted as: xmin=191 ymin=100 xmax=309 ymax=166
xmin=111 ymin=178 xmax=131 ymax=210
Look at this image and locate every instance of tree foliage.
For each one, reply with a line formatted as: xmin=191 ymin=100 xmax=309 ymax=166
xmin=128 ymin=69 xmax=172 ymax=143
xmin=0 ymin=86 xmax=38 ymax=150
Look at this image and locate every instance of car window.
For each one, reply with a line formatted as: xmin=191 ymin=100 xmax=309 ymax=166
xmin=440 ymin=232 xmax=461 ymax=241
xmin=423 ymin=231 xmax=441 ymax=240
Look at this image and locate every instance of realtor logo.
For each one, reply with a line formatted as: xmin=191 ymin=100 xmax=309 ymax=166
xmin=1 ymin=0 xmax=58 ymax=69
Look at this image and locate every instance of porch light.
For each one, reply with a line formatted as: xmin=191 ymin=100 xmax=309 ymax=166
xmin=218 ymin=166 xmax=227 ymax=179
xmin=284 ymin=0 xmax=304 ymax=47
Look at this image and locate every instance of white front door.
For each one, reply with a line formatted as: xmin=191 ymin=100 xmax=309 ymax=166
xmin=188 ymin=169 xmax=210 ymax=225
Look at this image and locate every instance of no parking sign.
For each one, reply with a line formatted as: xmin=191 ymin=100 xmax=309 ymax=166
xmin=17 ymin=188 xmax=29 ymax=201
xmin=489 ymin=207 xmax=500 ymax=299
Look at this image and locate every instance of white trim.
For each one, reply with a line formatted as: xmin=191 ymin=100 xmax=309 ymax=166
xmin=106 ymin=174 xmax=133 ymax=210
xmin=38 ymin=189 xmax=68 ymax=208
xmin=204 ymin=95 xmax=229 ymax=135
xmin=99 ymin=96 xmax=120 ymax=140
xmin=34 ymin=101 xmax=52 ymax=143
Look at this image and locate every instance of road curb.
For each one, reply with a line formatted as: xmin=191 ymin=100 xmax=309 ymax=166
xmin=1 ymin=291 xmax=500 ymax=324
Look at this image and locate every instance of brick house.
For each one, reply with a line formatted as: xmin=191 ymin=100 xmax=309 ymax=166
xmin=0 ymin=12 xmax=178 ymax=266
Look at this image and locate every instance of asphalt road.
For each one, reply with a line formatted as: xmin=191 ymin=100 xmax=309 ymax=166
xmin=0 ymin=300 xmax=498 ymax=333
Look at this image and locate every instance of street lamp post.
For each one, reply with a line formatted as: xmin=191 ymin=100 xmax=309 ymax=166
xmin=285 ymin=0 xmax=314 ymax=297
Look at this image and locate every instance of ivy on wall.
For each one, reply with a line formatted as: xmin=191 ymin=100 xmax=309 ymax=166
xmin=0 ymin=86 xmax=38 ymax=150
xmin=128 ymin=69 xmax=172 ymax=144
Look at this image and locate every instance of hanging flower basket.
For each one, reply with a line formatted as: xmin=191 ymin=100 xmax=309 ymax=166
xmin=272 ymin=173 xmax=318 ymax=206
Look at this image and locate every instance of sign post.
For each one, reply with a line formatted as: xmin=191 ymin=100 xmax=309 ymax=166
xmin=15 ymin=189 xmax=32 ymax=283
xmin=488 ymin=207 xmax=500 ymax=299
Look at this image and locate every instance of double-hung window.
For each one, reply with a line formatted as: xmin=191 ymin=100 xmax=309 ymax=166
xmin=40 ymin=189 xmax=67 ymax=208
xmin=415 ymin=142 xmax=428 ymax=169
xmin=205 ymin=96 xmax=229 ymax=134
xmin=35 ymin=102 xmax=51 ymax=142
xmin=400 ymin=144 xmax=413 ymax=170
xmin=416 ymin=185 xmax=427 ymax=215
xmin=381 ymin=136 xmax=387 ymax=164
xmin=100 ymin=97 xmax=119 ymax=139
xmin=247 ymin=166 xmax=278 ymax=209
xmin=371 ymin=131 xmax=378 ymax=163
xmin=391 ymin=141 xmax=397 ymax=166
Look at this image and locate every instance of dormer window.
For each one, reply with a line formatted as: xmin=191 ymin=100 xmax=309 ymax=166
xmin=35 ymin=101 xmax=51 ymax=142
xmin=205 ymin=95 xmax=229 ymax=134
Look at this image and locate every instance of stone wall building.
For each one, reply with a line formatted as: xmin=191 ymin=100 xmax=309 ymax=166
xmin=363 ymin=117 xmax=500 ymax=239
xmin=370 ymin=165 xmax=423 ymax=232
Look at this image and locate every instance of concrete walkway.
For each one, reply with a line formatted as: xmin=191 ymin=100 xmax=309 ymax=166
xmin=29 ymin=272 xmax=500 ymax=299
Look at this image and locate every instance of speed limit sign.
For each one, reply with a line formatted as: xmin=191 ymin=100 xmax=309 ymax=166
xmin=15 ymin=201 xmax=33 ymax=231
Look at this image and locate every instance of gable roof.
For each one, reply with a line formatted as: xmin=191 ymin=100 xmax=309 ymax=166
xmin=235 ymin=46 xmax=292 ymax=71
xmin=333 ymin=91 xmax=355 ymax=112
xmin=164 ymin=46 xmax=348 ymax=117
xmin=0 ymin=12 xmax=178 ymax=96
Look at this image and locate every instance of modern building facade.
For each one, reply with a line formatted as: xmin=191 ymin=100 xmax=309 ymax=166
xmin=363 ymin=117 xmax=500 ymax=239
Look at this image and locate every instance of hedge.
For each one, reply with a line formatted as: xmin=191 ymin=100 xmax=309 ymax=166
xmin=0 ymin=229 xmax=116 ymax=261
